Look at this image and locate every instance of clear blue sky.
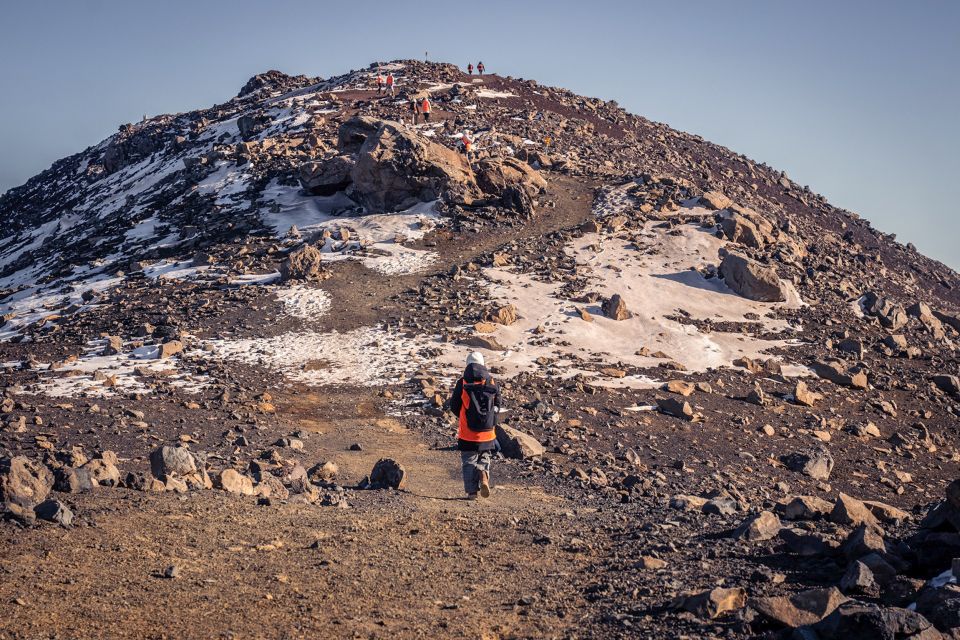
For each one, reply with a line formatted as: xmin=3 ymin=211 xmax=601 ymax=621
xmin=2 ymin=0 xmax=957 ymax=269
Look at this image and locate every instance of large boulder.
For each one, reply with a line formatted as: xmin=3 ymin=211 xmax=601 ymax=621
xmin=496 ymin=425 xmax=545 ymax=459
xmin=720 ymin=212 xmax=766 ymax=249
xmin=365 ymin=458 xmax=407 ymax=490
xmin=699 ymin=191 xmax=733 ymax=210
xmin=346 ymin=118 xmax=479 ymax=211
xmin=280 ymin=244 xmax=326 ymax=282
xmin=337 ymin=115 xmax=381 ymax=154
xmin=80 ymin=457 xmax=121 ymax=487
xmin=474 ymin=156 xmax=546 ymax=200
xmin=298 ymin=155 xmax=356 ymax=196
xmin=933 ymin=374 xmax=960 ymax=396
xmin=214 ymin=469 xmax=255 ymax=496
xmin=601 ymin=294 xmax=631 ymax=320
xmin=718 ymin=205 xmax=777 ymax=250
xmin=719 ymin=252 xmax=787 ymax=302
xmin=862 ymin=293 xmax=908 ymax=331
xmin=830 ymin=493 xmax=881 ymax=529
xmin=0 ymin=456 xmax=53 ymax=509
xmin=813 ymin=602 xmax=941 ymax=639
xmin=149 ymin=445 xmax=197 ymax=479
xmin=753 ymin=587 xmax=847 ymax=628
xmin=149 ymin=445 xmax=209 ymax=490
xmin=812 ymin=360 xmax=869 ymax=390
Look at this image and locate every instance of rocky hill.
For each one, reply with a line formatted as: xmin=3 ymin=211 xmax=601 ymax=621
xmin=0 ymin=59 xmax=958 ymax=639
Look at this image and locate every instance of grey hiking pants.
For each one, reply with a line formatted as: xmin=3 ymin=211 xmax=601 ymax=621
xmin=461 ymin=450 xmax=492 ymax=494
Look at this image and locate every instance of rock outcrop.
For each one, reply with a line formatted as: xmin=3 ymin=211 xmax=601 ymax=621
xmin=719 ymin=251 xmax=787 ymax=302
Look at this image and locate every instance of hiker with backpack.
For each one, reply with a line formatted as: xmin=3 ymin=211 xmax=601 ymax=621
xmin=448 ymin=352 xmax=501 ymax=500
xmin=477 ymin=61 xmax=485 ymax=75
xmin=410 ymin=98 xmax=421 ymax=125
xmin=420 ymin=96 xmax=432 ymax=122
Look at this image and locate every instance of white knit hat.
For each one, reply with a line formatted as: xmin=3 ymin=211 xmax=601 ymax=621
xmin=466 ymin=351 xmax=485 ymax=367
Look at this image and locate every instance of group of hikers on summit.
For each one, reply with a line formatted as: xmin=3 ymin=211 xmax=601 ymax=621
xmin=372 ymin=62 xmax=483 ymax=164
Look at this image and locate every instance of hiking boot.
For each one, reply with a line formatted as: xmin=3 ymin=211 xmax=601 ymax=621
xmin=479 ymin=471 xmax=490 ymax=498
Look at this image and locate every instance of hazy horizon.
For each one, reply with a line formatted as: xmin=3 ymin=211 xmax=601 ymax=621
xmin=1 ymin=0 xmax=957 ymax=269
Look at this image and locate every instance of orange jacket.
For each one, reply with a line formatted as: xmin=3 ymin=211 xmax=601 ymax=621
xmin=456 ymin=379 xmax=497 ymax=443
xmin=461 ymin=135 xmax=472 ymax=151
xmin=421 ymin=98 xmax=431 ymax=113
xmin=386 ymin=75 xmax=394 ymax=86
xmin=449 ymin=364 xmax=500 ymax=448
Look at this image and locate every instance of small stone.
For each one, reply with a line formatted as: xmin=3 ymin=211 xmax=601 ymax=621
xmin=793 ymin=380 xmax=821 ymax=407
xmin=680 ymin=587 xmax=746 ymax=619
xmin=637 ymin=556 xmax=667 ymax=570
xmin=664 ymin=380 xmax=695 ymax=397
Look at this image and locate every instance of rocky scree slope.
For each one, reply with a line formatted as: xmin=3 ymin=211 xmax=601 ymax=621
xmin=0 ymin=60 xmax=959 ymax=639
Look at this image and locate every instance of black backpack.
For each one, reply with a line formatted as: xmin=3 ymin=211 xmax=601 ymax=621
xmin=462 ymin=379 xmax=498 ymax=432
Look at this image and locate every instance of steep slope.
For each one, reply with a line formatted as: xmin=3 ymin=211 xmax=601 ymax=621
xmin=1 ymin=60 xmax=959 ymax=639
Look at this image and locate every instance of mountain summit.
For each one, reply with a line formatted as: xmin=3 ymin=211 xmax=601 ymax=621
xmin=1 ymin=60 xmax=959 ymax=638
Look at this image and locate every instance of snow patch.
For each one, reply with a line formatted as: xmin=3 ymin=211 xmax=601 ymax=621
xmin=275 ymin=285 xmax=331 ymax=320
xmin=205 ymin=327 xmax=433 ymax=387
xmin=442 ymin=219 xmax=804 ymax=385
xmin=20 ymin=339 xmax=207 ymax=398
xmin=476 ymin=89 xmax=517 ymax=99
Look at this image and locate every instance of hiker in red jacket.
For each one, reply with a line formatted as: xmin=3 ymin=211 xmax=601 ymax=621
xmin=375 ymin=73 xmax=385 ymax=94
xmin=421 ymin=97 xmax=432 ymax=122
xmin=386 ymin=73 xmax=395 ymax=96
xmin=448 ymin=352 xmax=501 ymax=500
xmin=477 ymin=61 xmax=485 ymax=75
xmin=461 ymin=132 xmax=474 ymax=161
xmin=467 ymin=63 xmax=474 ymax=75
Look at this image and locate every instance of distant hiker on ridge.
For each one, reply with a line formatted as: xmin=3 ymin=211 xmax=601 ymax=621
xmin=421 ymin=96 xmax=432 ymax=122
xmin=461 ymin=131 xmax=474 ymax=161
xmin=410 ymin=98 xmax=421 ymax=125
xmin=477 ymin=61 xmax=485 ymax=75
xmin=386 ymin=73 xmax=395 ymax=96
xmin=448 ymin=352 xmax=500 ymax=500
xmin=467 ymin=63 xmax=474 ymax=75
xmin=376 ymin=72 xmax=385 ymax=94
